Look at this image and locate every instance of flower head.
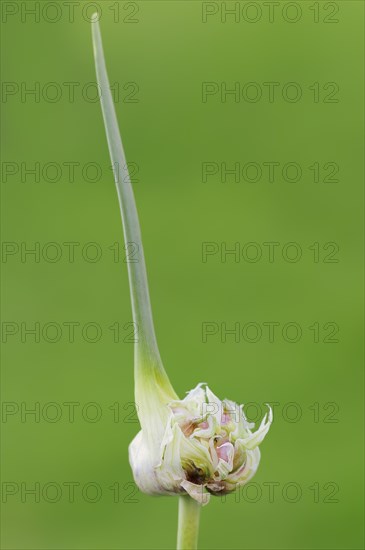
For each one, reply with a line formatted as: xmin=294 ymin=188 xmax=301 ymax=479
xmin=129 ymin=384 xmax=272 ymax=504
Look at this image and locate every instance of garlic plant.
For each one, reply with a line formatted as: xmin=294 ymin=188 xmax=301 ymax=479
xmin=91 ymin=16 xmax=272 ymax=550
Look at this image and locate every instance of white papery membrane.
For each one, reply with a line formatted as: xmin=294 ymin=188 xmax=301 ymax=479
xmin=129 ymin=384 xmax=272 ymax=505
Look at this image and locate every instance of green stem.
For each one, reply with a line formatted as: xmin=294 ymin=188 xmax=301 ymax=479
xmin=92 ymin=15 xmax=178 ymax=460
xmin=177 ymin=496 xmax=201 ymax=550
xmin=91 ymin=15 xmax=157 ymax=356
xmin=91 ymin=15 xmax=177 ymax=399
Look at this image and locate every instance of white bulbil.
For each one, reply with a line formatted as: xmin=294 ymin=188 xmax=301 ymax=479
xmin=129 ymin=384 xmax=272 ymax=505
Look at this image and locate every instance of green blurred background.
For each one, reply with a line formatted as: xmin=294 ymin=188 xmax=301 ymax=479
xmin=1 ymin=1 xmax=364 ymax=548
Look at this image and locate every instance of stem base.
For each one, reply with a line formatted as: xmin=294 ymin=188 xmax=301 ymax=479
xmin=177 ymin=496 xmax=201 ymax=550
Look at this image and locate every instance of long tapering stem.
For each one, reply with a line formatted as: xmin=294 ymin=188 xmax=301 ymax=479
xmin=91 ymin=15 xmax=178 ymax=441
xmin=91 ymin=15 xmax=159 ymax=360
xmin=177 ymin=497 xmax=201 ymax=550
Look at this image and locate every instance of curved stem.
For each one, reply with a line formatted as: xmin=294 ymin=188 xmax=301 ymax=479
xmin=177 ymin=497 xmax=201 ymax=550
xmin=91 ymin=15 xmax=177 ymax=460
xmin=91 ymin=16 xmax=157 ymax=355
xmin=91 ymin=16 xmax=176 ymax=395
